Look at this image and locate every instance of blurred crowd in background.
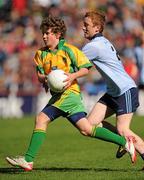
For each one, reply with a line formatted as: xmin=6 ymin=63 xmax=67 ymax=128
xmin=0 ymin=0 xmax=144 ymax=96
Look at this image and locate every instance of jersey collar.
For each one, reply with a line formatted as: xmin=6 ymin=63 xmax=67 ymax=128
xmin=58 ymin=39 xmax=66 ymax=49
xmin=90 ymin=33 xmax=103 ymax=40
xmin=47 ymin=39 xmax=66 ymax=54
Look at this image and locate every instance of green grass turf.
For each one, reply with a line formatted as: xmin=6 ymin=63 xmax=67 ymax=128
xmin=0 ymin=115 xmax=144 ymax=180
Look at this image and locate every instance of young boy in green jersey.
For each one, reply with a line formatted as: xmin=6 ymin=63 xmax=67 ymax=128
xmin=6 ymin=14 xmax=135 ymax=171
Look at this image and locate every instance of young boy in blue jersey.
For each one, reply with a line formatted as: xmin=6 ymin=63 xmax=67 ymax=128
xmin=82 ymin=10 xmax=144 ymax=165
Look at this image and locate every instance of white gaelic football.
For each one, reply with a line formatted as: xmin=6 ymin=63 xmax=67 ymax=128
xmin=47 ymin=69 xmax=68 ymax=92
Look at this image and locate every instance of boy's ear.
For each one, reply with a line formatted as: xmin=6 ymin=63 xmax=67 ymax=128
xmin=95 ymin=25 xmax=101 ymax=33
xmin=55 ymin=32 xmax=61 ymax=39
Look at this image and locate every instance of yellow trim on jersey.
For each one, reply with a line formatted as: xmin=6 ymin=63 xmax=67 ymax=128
xmin=33 ymin=39 xmax=93 ymax=94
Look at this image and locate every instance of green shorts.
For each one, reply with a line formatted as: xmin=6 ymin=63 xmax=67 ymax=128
xmin=48 ymin=90 xmax=86 ymax=116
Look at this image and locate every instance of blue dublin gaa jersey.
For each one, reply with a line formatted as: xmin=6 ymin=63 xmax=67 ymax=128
xmin=82 ymin=34 xmax=137 ymax=97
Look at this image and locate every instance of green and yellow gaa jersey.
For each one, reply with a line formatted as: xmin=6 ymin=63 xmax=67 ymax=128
xmin=33 ymin=39 xmax=92 ymax=94
xmin=33 ymin=39 xmax=92 ymax=115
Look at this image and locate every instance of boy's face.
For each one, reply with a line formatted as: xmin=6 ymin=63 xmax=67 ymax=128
xmin=82 ymin=17 xmax=99 ymax=40
xmin=42 ymin=28 xmax=60 ymax=49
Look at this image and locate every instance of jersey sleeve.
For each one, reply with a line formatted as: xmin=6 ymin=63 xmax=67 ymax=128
xmin=33 ymin=50 xmax=45 ymax=74
xmin=82 ymin=43 xmax=98 ymax=61
xmin=71 ymin=46 xmax=93 ymax=70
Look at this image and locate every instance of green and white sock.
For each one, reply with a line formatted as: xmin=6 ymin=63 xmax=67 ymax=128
xmin=25 ymin=129 xmax=46 ymax=162
xmin=91 ymin=126 xmax=126 ymax=146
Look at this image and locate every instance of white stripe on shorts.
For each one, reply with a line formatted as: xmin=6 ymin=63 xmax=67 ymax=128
xmin=125 ymin=90 xmax=132 ymax=113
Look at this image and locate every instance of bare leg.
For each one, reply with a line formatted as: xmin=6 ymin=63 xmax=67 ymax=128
xmin=88 ymin=102 xmax=117 ymax=133
xmin=74 ymin=117 xmax=130 ymax=148
xmin=88 ymin=102 xmax=112 ymax=124
xmin=116 ymin=113 xmax=144 ymax=155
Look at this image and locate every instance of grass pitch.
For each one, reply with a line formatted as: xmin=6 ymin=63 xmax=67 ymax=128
xmin=0 ymin=115 xmax=144 ymax=180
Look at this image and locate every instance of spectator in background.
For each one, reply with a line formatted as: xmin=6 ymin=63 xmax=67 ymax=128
xmin=0 ymin=0 xmax=143 ymax=96
xmin=122 ymin=56 xmax=139 ymax=84
xmin=12 ymin=0 xmax=27 ymax=15
xmin=134 ymin=33 xmax=144 ymax=88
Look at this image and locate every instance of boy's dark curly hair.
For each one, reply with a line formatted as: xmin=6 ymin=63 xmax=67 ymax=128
xmin=40 ymin=14 xmax=67 ymax=39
